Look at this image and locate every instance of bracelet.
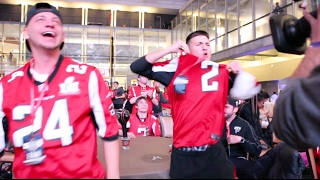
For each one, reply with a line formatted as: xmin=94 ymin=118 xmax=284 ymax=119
xmin=309 ymin=41 xmax=320 ymax=48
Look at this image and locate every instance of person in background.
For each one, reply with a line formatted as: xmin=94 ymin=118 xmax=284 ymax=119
xmin=0 ymin=3 xmax=119 ymax=178
xmin=162 ymin=87 xmax=171 ymax=109
xmin=8 ymin=52 xmax=13 ymax=65
xmin=272 ymin=2 xmax=284 ymax=14
xmin=238 ymin=92 xmax=272 ymax=148
xmin=119 ymin=96 xmax=161 ymax=139
xmin=130 ymin=30 xmax=261 ymax=179
xmin=152 ymin=81 xmax=169 ymax=117
xmin=221 ymin=96 xmax=281 ymax=179
xmin=272 ymin=5 xmax=320 ymax=150
xmin=128 ymin=75 xmax=158 ymax=115
xmin=112 ymin=81 xmax=125 ymax=109
xmin=222 ymin=96 xmax=261 ymax=179
xmin=105 ymin=80 xmax=114 ymax=99
xmin=270 ymin=92 xmax=278 ymax=102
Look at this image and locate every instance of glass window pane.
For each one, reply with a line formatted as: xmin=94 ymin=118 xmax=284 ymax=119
xmin=1 ymin=23 xmax=22 ymax=73
xmin=240 ymin=0 xmax=253 ymax=43
xmin=62 ymin=25 xmax=83 ymax=62
xmin=227 ymin=0 xmax=239 ymax=47
xmin=199 ymin=1 xmax=207 ymax=32
xmin=207 ymin=0 xmax=216 ymax=49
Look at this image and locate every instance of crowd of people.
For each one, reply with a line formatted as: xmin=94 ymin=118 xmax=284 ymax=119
xmin=0 ymin=1 xmax=319 ymax=179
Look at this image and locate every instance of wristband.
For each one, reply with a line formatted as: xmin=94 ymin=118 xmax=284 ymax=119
xmin=309 ymin=41 xmax=320 ymax=48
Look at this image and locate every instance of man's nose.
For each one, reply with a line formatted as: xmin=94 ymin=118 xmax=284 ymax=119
xmin=45 ymin=20 xmax=55 ymax=27
xmin=202 ymin=44 xmax=207 ymax=50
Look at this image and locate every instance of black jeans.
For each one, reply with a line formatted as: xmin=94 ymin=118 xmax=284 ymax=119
xmin=170 ymin=141 xmax=235 ymax=179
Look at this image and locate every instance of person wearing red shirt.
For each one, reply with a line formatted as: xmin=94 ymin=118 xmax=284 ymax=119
xmin=130 ymin=30 xmax=261 ymax=179
xmin=105 ymin=80 xmax=115 ymax=99
xmin=0 ymin=3 xmax=119 ymax=178
xmin=128 ymin=75 xmax=158 ymax=115
xmin=119 ymin=96 xmax=161 ymax=139
xmin=161 ymin=87 xmax=171 ymax=109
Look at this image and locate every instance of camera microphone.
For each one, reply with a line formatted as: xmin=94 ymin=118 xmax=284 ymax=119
xmin=269 ymin=10 xmax=317 ymax=55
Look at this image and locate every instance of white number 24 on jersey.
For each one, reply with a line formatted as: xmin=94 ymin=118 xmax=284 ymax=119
xmin=12 ymin=99 xmax=74 ymax=147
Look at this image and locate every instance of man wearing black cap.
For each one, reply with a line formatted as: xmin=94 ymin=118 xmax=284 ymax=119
xmin=221 ymin=96 xmax=262 ymax=178
xmin=0 ymin=2 xmax=119 ymax=179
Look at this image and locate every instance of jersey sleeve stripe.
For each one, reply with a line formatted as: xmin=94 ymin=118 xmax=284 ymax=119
xmin=88 ymin=71 xmax=107 ymax=137
xmin=151 ymin=57 xmax=178 ymax=73
xmin=0 ymin=83 xmax=6 ymax=152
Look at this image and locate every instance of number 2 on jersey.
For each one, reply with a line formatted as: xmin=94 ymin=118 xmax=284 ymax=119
xmin=12 ymin=99 xmax=74 ymax=147
xmin=201 ymin=61 xmax=219 ymax=92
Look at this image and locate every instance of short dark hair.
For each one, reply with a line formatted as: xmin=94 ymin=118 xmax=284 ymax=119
xmin=135 ymin=96 xmax=147 ymax=104
xmin=114 ymin=81 xmax=119 ymax=85
xmin=186 ymin=30 xmax=209 ymax=44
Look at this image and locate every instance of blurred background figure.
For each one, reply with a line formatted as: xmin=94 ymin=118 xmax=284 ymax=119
xmin=128 ymin=75 xmax=158 ymax=115
xmin=152 ymin=81 xmax=169 ymax=118
xmin=272 ymin=2 xmax=284 ymax=14
xmin=112 ymin=81 xmax=125 ymax=109
xmin=119 ymin=96 xmax=161 ymax=139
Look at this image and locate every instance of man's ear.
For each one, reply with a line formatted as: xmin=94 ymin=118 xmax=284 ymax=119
xmin=23 ymin=28 xmax=29 ymax=39
xmin=233 ymin=107 xmax=239 ymax=113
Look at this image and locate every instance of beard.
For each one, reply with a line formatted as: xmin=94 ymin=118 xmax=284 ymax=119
xmin=225 ymin=112 xmax=233 ymax=120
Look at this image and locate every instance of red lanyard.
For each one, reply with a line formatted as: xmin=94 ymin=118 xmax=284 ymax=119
xmin=226 ymin=123 xmax=230 ymax=138
xmin=29 ymin=58 xmax=56 ymax=136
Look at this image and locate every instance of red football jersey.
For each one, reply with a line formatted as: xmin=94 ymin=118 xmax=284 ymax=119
xmin=128 ymin=85 xmax=156 ymax=115
xmin=127 ymin=113 xmax=161 ymax=137
xmin=153 ymin=54 xmax=229 ymax=148
xmin=161 ymin=92 xmax=171 ymax=109
xmin=0 ymin=56 xmax=119 ymax=178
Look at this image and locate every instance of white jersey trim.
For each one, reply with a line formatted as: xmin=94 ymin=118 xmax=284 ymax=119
xmin=151 ymin=57 xmax=179 ymax=72
xmin=0 ymin=83 xmax=6 ymax=152
xmin=88 ymin=71 xmax=107 ymax=137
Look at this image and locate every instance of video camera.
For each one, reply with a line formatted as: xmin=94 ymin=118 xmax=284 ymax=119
xmin=269 ymin=10 xmax=317 ymax=55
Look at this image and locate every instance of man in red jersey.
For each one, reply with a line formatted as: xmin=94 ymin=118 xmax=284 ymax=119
xmin=130 ymin=30 xmax=261 ymax=179
xmin=0 ymin=3 xmax=119 ymax=179
xmin=119 ymin=96 xmax=161 ymax=138
xmin=128 ymin=75 xmax=158 ymax=115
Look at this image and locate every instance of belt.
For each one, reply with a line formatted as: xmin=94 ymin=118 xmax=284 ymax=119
xmin=177 ymin=144 xmax=211 ymax=152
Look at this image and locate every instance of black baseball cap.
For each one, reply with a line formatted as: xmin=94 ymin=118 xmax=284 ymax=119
xmin=227 ymin=96 xmax=239 ymax=107
xmin=25 ymin=2 xmax=64 ymax=52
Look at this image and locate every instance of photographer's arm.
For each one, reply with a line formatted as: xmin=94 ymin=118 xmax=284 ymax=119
xmin=272 ymin=6 xmax=320 ymax=150
xmin=293 ymin=6 xmax=320 ymax=77
xmin=292 ymin=47 xmax=320 ymax=77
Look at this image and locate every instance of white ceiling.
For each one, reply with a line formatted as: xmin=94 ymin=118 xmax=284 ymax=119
xmin=0 ymin=0 xmax=191 ymax=15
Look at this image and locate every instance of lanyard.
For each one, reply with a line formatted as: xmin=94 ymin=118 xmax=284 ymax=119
xmin=29 ymin=58 xmax=56 ymax=138
xmin=226 ymin=123 xmax=231 ymax=138
xmin=226 ymin=123 xmax=231 ymax=157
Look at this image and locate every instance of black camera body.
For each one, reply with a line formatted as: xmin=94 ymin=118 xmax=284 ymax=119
xmin=269 ymin=10 xmax=317 ymax=55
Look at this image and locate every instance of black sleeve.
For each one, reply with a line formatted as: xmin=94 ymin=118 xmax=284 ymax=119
xmin=241 ymin=121 xmax=262 ymax=157
xmin=272 ymin=66 xmax=320 ymax=150
xmin=238 ymin=104 xmax=263 ymax=140
xmin=130 ymin=56 xmax=176 ymax=87
xmin=228 ymin=71 xmax=236 ymax=93
xmin=239 ymin=104 xmax=255 ymax=128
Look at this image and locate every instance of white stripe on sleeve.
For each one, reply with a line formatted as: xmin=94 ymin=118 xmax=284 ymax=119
xmin=88 ymin=71 xmax=107 ymax=137
xmin=0 ymin=83 xmax=6 ymax=151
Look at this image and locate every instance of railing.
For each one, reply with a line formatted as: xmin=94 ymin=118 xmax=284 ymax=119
xmin=211 ymin=2 xmax=294 ymax=44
